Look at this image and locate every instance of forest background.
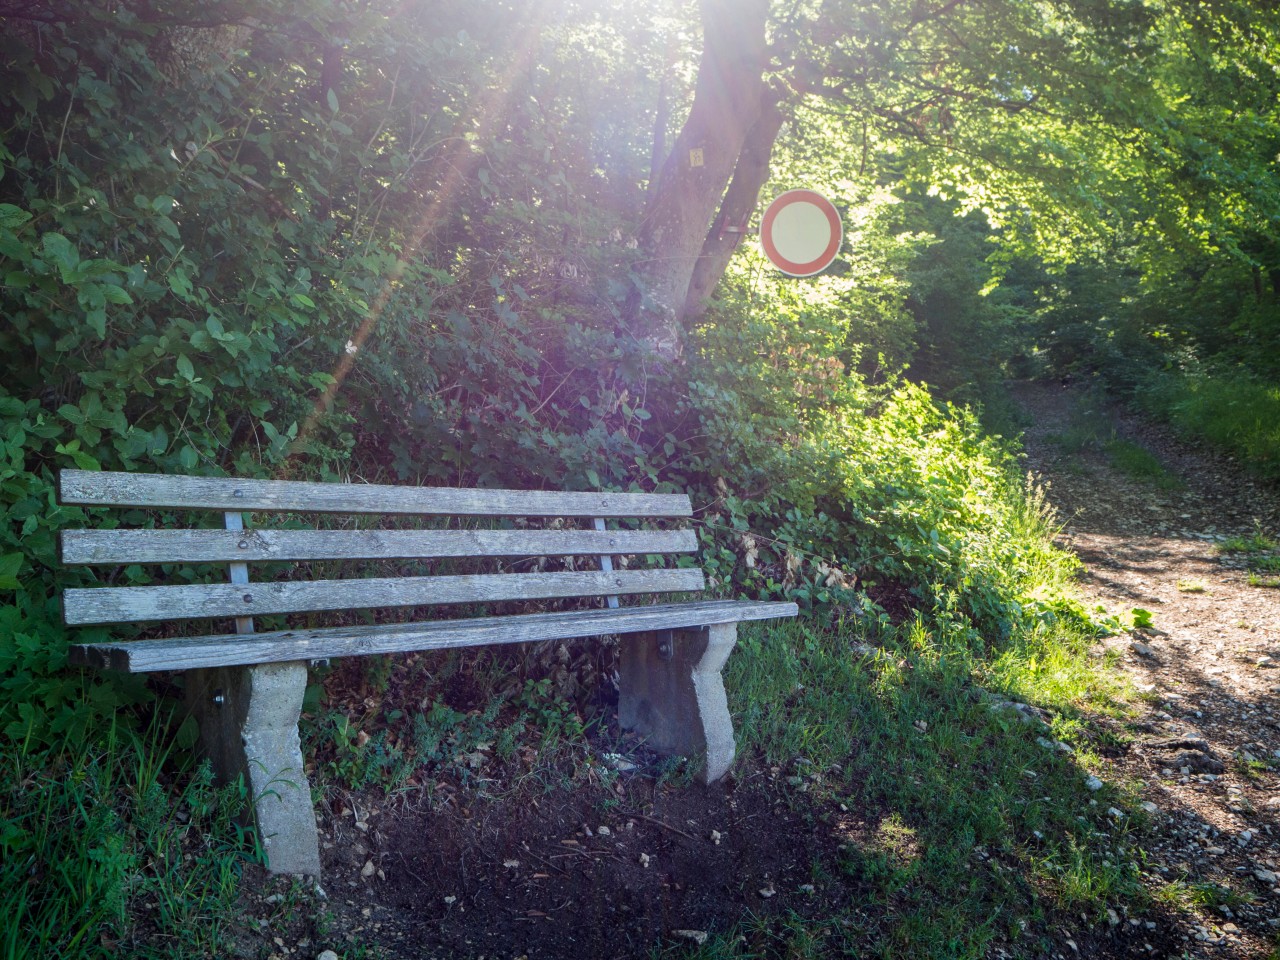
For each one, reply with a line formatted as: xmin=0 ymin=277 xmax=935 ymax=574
xmin=2 ymin=1 xmax=1280 ymax=957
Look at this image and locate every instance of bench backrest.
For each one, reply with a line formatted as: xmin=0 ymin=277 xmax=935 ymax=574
xmin=58 ymin=470 xmax=702 ymax=630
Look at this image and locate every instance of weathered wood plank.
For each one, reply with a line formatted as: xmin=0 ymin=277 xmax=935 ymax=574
xmin=67 ymin=599 xmax=799 ymax=672
xmin=58 ymin=470 xmax=692 ymax=518
xmin=60 ymin=527 xmax=698 ymax=565
xmin=63 ymin=568 xmax=706 ymax=625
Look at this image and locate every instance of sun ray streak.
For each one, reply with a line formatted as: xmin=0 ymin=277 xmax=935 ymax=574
xmin=285 ymin=4 xmax=547 ymax=467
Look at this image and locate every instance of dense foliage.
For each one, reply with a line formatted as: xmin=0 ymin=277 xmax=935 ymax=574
xmin=2 ymin=0 xmax=1279 ymax=954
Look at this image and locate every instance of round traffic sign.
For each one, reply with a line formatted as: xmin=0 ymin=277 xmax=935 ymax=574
xmin=759 ymin=189 xmax=843 ymax=277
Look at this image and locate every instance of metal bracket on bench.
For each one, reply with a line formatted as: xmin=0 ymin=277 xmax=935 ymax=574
xmin=655 ymin=629 xmax=674 ymax=661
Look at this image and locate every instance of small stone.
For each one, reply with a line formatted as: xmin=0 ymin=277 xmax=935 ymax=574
xmin=604 ymin=753 xmax=638 ymax=772
xmin=1223 ymin=923 xmax=1239 ymax=934
xmin=1107 ymin=807 xmax=1125 ymax=819
xmin=360 ymin=860 xmax=375 ymax=879
xmin=1255 ymin=868 xmax=1279 ymax=884
xmin=673 ymin=930 xmax=708 ymax=945
xmin=1107 ymin=908 xmax=1119 ymax=926
xmin=443 ymin=895 xmax=456 ymax=906
xmin=1140 ymin=801 xmax=1159 ymax=815
xmin=317 ymin=952 xmax=339 ymax=960
xmin=503 ymin=859 xmax=521 ymax=869
xmin=1130 ymin=642 xmax=1156 ymax=658
xmin=597 ymin=825 xmax=611 ymax=837
xmin=759 ymin=885 xmax=776 ymax=898
xmin=1170 ymin=750 xmax=1224 ymax=774
xmin=1257 ymin=656 xmax=1277 ymax=668
xmin=1085 ymin=775 xmax=1104 ymax=791
xmin=799 ymin=884 xmax=816 ymax=894
xmin=710 ymin=830 xmax=722 ymax=845
xmin=639 ymin=853 xmax=651 ymax=868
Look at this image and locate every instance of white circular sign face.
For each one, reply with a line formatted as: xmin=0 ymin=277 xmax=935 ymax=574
xmin=760 ymin=190 xmax=843 ymax=277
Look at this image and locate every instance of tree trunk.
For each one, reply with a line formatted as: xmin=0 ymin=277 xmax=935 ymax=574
xmin=682 ymin=97 xmax=785 ymax=321
xmin=631 ymin=0 xmax=772 ymax=357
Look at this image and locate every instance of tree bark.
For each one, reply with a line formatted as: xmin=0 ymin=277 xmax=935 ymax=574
xmin=631 ymin=0 xmax=772 ymax=357
xmin=682 ymin=96 xmax=785 ymax=321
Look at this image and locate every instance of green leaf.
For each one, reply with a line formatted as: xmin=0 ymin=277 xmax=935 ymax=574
xmin=178 ymin=445 xmax=198 ymax=469
xmin=100 ymin=284 xmax=132 ymax=305
xmin=326 ymin=87 xmax=340 ymax=113
xmin=41 ymin=232 xmax=79 ymax=279
xmin=0 ymin=553 xmax=21 ymax=590
xmin=58 ymin=404 xmax=85 ymax=425
xmin=167 ymin=270 xmax=193 ymax=298
xmin=0 ymin=204 xmax=31 ymax=230
xmin=176 ymin=354 xmax=195 ymax=380
xmin=151 ymin=195 xmax=176 ymax=214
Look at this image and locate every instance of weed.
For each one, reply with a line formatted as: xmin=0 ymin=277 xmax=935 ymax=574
xmin=1156 ymin=879 xmax=1254 ymax=910
xmin=727 ymin=606 xmax=1138 ymax=958
xmin=1103 ymin=438 xmax=1183 ymax=490
xmin=1176 ymin=579 xmax=1208 ymax=593
xmin=1215 ymin=526 xmax=1278 ymax=554
xmin=1247 ymin=573 xmax=1280 ymax=588
xmin=1135 ymin=371 xmax=1280 ymax=481
xmin=0 ymin=712 xmax=253 ymax=959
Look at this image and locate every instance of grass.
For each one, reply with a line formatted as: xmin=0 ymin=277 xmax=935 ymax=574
xmin=1044 ymin=394 xmax=1182 ymax=490
xmin=1135 ymin=369 xmax=1280 ymax=481
xmin=1176 ymin=579 xmax=1208 ymax=593
xmin=1215 ymin=528 xmax=1279 ymax=555
xmin=1213 ymin=526 xmax=1280 ymax=587
xmin=0 ymin=712 xmax=256 ymax=959
xmin=1102 ymin=438 xmax=1183 ymax=490
xmin=713 ymin=609 xmax=1140 ymax=959
xmin=1155 ymin=879 xmax=1255 ymax=911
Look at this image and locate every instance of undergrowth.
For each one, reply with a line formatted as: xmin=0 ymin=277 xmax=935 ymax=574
xmin=1134 ymin=369 xmax=1280 ymax=481
xmin=0 ymin=710 xmax=256 ymax=959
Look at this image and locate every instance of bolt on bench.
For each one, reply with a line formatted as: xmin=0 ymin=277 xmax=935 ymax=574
xmin=58 ymin=469 xmax=797 ymax=876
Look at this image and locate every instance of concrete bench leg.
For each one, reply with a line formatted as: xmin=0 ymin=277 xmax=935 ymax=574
xmin=186 ymin=661 xmax=321 ymax=877
xmin=617 ymin=622 xmax=738 ymax=783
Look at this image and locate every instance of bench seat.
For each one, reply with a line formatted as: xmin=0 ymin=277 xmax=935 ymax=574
xmin=58 ymin=468 xmax=798 ymax=878
xmin=68 ymin=598 xmax=796 ymax=673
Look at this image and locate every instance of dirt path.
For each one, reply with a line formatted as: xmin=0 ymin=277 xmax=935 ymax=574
xmin=1011 ymin=381 xmax=1280 ymax=957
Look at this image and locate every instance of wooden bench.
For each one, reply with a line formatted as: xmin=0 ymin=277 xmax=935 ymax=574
xmin=57 ymin=469 xmax=797 ymax=876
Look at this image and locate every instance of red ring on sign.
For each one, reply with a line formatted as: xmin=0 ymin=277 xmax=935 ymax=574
xmin=760 ymin=189 xmax=843 ymax=277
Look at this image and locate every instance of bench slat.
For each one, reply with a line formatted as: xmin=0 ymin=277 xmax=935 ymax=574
xmin=58 ymin=470 xmax=692 ymax=518
xmin=67 ymin=599 xmax=799 ymax=672
xmin=63 ymin=569 xmax=706 ymax=625
xmin=60 ymin=527 xmax=698 ymax=565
